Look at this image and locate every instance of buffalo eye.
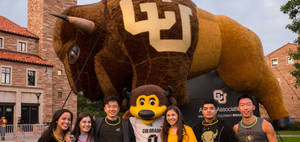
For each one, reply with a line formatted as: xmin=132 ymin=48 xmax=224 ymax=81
xmin=149 ymin=98 xmax=156 ymax=106
xmin=139 ymin=98 xmax=145 ymax=106
xmin=68 ymin=45 xmax=80 ymax=64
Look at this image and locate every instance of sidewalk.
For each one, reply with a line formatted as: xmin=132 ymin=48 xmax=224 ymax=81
xmin=278 ymin=134 xmax=300 ymax=137
xmin=1 ymin=135 xmax=39 ymax=142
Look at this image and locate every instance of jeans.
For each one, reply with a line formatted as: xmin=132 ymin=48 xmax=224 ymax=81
xmin=0 ymin=127 xmax=5 ymax=140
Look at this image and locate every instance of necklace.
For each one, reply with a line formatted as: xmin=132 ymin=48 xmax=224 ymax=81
xmin=52 ymin=129 xmax=65 ymax=142
xmin=240 ymin=116 xmax=257 ymax=129
xmin=105 ymin=116 xmax=121 ymax=126
xmin=202 ymin=119 xmax=219 ymax=126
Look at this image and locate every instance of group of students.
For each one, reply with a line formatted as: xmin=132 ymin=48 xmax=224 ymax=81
xmin=38 ymin=94 xmax=277 ymax=142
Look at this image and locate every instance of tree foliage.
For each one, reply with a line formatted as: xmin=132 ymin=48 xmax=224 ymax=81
xmin=77 ymin=95 xmax=106 ymax=117
xmin=281 ymin=0 xmax=300 ymax=87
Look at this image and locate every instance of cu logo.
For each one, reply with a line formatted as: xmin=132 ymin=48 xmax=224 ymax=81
xmin=213 ymin=90 xmax=227 ymax=104
xmin=120 ymin=0 xmax=193 ymax=53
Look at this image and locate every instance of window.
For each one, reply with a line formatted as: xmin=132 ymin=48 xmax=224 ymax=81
xmin=287 ymin=56 xmax=294 ymax=64
xmin=0 ymin=104 xmax=14 ymax=124
xmin=0 ymin=37 xmax=3 ymax=49
xmin=1 ymin=67 xmax=11 ymax=84
xmin=27 ymin=70 xmax=36 ymax=86
xmin=271 ymin=58 xmax=278 ymax=66
xmin=21 ymin=104 xmax=39 ymax=124
xmin=18 ymin=41 xmax=26 ymax=52
xmin=57 ymin=70 xmax=62 ymax=75
xmin=58 ymin=88 xmax=63 ymax=98
xmin=57 ymin=91 xmax=62 ymax=98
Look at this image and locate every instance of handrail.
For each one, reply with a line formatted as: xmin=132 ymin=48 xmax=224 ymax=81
xmin=4 ymin=124 xmax=48 ymax=139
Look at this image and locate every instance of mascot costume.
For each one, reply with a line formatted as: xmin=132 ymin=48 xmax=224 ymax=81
xmin=122 ymin=84 xmax=176 ymax=142
xmin=52 ymin=0 xmax=289 ymax=128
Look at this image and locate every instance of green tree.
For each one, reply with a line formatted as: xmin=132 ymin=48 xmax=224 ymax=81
xmin=77 ymin=95 xmax=106 ymax=117
xmin=281 ymin=0 xmax=300 ymax=87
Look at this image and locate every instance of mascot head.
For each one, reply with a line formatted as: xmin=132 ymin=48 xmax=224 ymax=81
xmin=123 ymin=84 xmax=176 ymax=125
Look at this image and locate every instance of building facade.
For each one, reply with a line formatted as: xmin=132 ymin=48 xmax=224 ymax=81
xmin=265 ymin=43 xmax=300 ymax=123
xmin=0 ymin=0 xmax=77 ymax=126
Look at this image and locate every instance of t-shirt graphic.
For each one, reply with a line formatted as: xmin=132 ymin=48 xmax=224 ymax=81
xmin=130 ymin=117 xmax=163 ymax=142
xmin=201 ymin=129 xmax=218 ymax=142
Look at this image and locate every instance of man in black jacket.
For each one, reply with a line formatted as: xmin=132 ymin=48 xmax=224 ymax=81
xmin=193 ymin=99 xmax=236 ymax=142
xmin=94 ymin=96 xmax=135 ymax=142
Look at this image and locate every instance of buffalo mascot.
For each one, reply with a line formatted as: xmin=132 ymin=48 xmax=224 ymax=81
xmin=52 ymin=0 xmax=289 ymax=128
xmin=121 ymin=84 xmax=176 ymax=142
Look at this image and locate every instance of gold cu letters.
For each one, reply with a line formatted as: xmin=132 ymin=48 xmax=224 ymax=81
xmin=120 ymin=0 xmax=192 ymax=53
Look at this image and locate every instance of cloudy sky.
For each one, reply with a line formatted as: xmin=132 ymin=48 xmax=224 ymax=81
xmin=0 ymin=0 xmax=295 ymax=55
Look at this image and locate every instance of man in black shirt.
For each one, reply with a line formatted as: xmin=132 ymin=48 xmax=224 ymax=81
xmin=193 ymin=99 xmax=236 ymax=142
xmin=94 ymin=96 xmax=135 ymax=142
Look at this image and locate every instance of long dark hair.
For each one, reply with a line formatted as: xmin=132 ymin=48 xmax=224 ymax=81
xmin=38 ymin=109 xmax=73 ymax=141
xmin=162 ymin=105 xmax=186 ymax=142
xmin=71 ymin=112 xmax=95 ymax=141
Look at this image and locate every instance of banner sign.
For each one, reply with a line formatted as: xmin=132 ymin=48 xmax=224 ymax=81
xmin=181 ymin=70 xmax=260 ymax=127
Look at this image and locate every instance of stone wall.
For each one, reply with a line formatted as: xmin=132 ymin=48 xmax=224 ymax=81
xmin=0 ymin=32 xmax=38 ymax=54
xmin=27 ymin=0 xmax=78 ymax=122
xmin=0 ymin=60 xmax=52 ymax=124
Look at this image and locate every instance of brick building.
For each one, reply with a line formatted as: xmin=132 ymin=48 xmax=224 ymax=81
xmin=265 ymin=43 xmax=300 ymax=123
xmin=0 ymin=0 xmax=77 ymax=126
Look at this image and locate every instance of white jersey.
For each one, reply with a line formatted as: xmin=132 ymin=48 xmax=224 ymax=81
xmin=129 ymin=117 xmax=163 ymax=142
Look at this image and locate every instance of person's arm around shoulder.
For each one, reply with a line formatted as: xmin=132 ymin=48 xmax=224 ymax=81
xmin=94 ymin=117 xmax=104 ymax=142
xmin=184 ymin=125 xmax=197 ymax=142
xmin=262 ymin=119 xmax=277 ymax=142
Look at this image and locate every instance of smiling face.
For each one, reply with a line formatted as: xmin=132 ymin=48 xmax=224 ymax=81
xmin=56 ymin=112 xmax=72 ymax=131
xmin=166 ymin=109 xmax=178 ymax=126
xmin=104 ymin=101 xmax=120 ymax=119
xmin=79 ymin=116 xmax=92 ymax=134
xmin=238 ymin=98 xmax=255 ymax=119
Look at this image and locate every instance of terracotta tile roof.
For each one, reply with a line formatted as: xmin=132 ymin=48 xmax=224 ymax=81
xmin=0 ymin=16 xmax=38 ymax=39
xmin=0 ymin=49 xmax=53 ymax=67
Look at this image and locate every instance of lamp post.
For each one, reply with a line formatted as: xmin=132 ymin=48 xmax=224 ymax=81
xmin=35 ymin=93 xmax=41 ymax=104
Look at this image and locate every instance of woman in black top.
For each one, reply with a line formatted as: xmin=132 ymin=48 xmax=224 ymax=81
xmin=38 ymin=109 xmax=73 ymax=142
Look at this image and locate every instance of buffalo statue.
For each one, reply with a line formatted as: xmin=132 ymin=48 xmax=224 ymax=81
xmin=52 ymin=0 xmax=289 ymax=123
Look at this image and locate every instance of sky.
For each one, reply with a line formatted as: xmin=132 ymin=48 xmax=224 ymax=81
xmin=0 ymin=0 xmax=295 ymax=55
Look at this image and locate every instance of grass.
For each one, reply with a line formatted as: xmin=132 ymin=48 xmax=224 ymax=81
xmin=277 ymin=131 xmax=300 ymax=135
xmin=277 ymin=131 xmax=300 ymax=142
xmin=277 ymin=137 xmax=300 ymax=142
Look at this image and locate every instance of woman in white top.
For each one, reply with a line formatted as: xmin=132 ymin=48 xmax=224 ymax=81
xmin=71 ymin=112 xmax=95 ymax=142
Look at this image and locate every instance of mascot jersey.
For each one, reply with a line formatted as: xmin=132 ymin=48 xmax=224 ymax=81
xmin=130 ymin=117 xmax=163 ymax=142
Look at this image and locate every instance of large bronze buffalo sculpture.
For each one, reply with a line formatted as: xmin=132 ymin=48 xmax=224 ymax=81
xmin=52 ymin=0 xmax=289 ymax=123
